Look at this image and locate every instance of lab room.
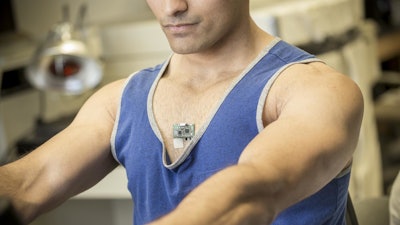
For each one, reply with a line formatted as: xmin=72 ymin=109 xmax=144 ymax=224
xmin=1 ymin=0 xmax=400 ymax=224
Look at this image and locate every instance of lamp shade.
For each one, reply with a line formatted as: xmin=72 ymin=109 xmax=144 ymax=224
xmin=26 ymin=15 xmax=102 ymax=95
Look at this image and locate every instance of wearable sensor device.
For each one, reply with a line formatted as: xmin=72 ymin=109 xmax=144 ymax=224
xmin=173 ymin=123 xmax=195 ymax=149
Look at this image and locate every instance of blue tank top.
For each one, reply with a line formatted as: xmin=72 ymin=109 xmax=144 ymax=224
xmin=111 ymin=39 xmax=351 ymax=225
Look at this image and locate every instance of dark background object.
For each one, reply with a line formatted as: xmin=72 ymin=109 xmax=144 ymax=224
xmin=365 ymin=0 xmax=395 ymax=33
xmin=0 ymin=0 xmax=16 ymax=33
xmin=0 ymin=197 xmax=24 ymax=225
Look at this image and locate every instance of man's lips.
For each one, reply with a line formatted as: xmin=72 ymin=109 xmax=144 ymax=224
xmin=163 ymin=23 xmax=196 ymax=33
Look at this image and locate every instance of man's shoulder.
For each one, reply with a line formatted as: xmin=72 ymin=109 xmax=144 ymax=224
xmin=264 ymin=61 xmax=362 ymax=122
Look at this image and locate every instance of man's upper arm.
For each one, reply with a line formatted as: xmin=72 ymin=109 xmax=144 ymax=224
xmin=3 ymin=79 xmax=126 ymax=221
xmin=238 ymin=62 xmax=364 ymax=209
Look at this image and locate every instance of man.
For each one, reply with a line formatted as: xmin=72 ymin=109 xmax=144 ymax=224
xmin=0 ymin=0 xmax=363 ymax=224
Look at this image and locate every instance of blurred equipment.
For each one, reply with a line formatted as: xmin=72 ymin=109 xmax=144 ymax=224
xmin=0 ymin=64 xmax=7 ymax=164
xmin=0 ymin=116 xmax=6 ymax=163
xmin=365 ymin=0 xmax=400 ymax=33
xmin=346 ymin=195 xmax=359 ymax=225
xmin=26 ymin=4 xmax=102 ymax=95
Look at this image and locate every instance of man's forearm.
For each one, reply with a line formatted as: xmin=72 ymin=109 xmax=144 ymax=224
xmin=0 ymin=154 xmax=53 ymax=224
xmin=0 ymin=163 xmax=34 ymax=223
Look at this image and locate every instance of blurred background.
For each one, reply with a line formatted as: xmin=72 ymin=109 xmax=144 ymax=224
xmin=0 ymin=0 xmax=399 ymax=224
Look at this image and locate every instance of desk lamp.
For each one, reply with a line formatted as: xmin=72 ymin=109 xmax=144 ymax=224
xmin=26 ymin=4 xmax=102 ymax=95
xmin=17 ymin=4 xmax=102 ymax=155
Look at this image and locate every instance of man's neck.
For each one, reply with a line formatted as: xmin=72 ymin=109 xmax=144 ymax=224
xmin=168 ymin=25 xmax=273 ymax=84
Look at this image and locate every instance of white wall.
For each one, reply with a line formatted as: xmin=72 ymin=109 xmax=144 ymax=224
xmin=12 ymin=0 xmax=155 ymax=40
xmin=12 ymin=0 xmax=313 ymax=40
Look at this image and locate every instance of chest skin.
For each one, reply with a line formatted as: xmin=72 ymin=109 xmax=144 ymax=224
xmin=152 ymin=72 xmax=239 ymax=162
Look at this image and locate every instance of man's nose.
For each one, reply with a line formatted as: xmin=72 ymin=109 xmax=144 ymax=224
xmin=164 ymin=0 xmax=188 ymax=16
